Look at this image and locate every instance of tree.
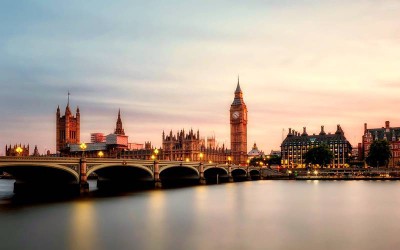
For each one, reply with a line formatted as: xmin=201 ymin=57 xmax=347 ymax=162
xmin=249 ymin=155 xmax=281 ymax=167
xmin=303 ymin=144 xmax=333 ymax=168
xmin=366 ymin=140 xmax=392 ymax=167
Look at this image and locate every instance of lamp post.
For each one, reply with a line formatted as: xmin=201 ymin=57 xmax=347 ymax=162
xmin=79 ymin=142 xmax=89 ymax=194
xmin=228 ymin=156 xmax=232 ymax=165
xmin=98 ymin=151 xmax=104 ymax=158
xmin=199 ymin=152 xmax=206 ymax=184
xmin=80 ymin=142 xmax=87 ymax=158
xmin=153 ymin=148 xmax=161 ymax=188
xmin=154 ymin=148 xmax=159 ymax=160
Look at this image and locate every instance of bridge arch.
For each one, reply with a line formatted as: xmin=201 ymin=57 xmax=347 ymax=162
xmin=231 ymin=168 xmax=247 ymax=176
xmin=249 ymin=169 xmax=260 ymax=175
xmin=159 ymin=165 xmax=199 ymax=176
xmin=0 ymin=163 xmax=79 ymax=182
xmin=204 ymin=166 xmax=229 ymax=175
xmin=87 ymin=164 xmax=154 ymax=178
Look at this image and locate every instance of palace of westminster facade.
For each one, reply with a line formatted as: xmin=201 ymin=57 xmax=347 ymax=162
xmin=54 ymin=80 xmax=249 ymax=165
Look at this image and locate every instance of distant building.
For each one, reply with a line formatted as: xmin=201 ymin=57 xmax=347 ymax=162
xmin=281 ymin=125 xmax=352 ymax=168
xmin=120 ymin=142 xmax=156 ymax=160
xmin=128 ymin=143 xmax=144 ymax=150
xmin=269 ymin=150 xmax=281 ymax=157
xmin=248 ymin=142 xmax=264 ymax=159
xmin=5 ymin=144 xmax=30 ymax=157
xmin=91 ymin=133 xmax=105 ymax=143
xmin=56 ymin=96 xmax=80 ymax=153
xmin=162 ymin=129 xmax=229 ymax=163
xmin=32 ymin=145 xmax=40 ymax=156
xmin=65 ymin=110 xmax=129 ymax=157
xmin=361 ymin=121 xmax=400 ymax=167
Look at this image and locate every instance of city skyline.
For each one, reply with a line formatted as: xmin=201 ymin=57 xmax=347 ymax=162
xmin=1 ymin=1 xmax=400 ymax=155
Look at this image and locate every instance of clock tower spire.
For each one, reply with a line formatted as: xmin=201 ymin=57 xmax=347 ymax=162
xmin=230 ymin=77 xmax=248 ymax=165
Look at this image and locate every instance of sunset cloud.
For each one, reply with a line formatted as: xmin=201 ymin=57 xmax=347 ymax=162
xmin=1 ymin=0 xmax=400 ymax=155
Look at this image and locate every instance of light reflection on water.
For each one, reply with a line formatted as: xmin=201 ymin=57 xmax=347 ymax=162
xmin=0 ymin=180 xmax=400 ymax=250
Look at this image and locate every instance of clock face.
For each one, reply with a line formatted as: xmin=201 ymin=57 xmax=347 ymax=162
xmin=232 ymin=111 xmax=240 ymax=119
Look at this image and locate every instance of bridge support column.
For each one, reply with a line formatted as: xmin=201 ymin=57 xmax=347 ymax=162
xmin=247 ymin=167 xmax=252 ymax=181
xmin=154 ymin=160 xmax=162 ymax=189
xmin=228 ymin=165 xmax=233 ymax=182
xmin=199 ymin=163 xmax=206 ymax=185
xmin=79 ymin=157 xmax=89 ymax=194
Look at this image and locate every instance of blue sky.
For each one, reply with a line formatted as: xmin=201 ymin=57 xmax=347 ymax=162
xmin=1 ymin=0 xmax=400 ymax=155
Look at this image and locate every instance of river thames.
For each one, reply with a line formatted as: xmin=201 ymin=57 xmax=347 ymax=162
xmin=0 ymin=179 xmax=400 ymax=250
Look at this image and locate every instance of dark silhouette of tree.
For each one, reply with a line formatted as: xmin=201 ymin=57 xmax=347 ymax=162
xmin=249 ymin=155 xmax=281 ymax=167
xmin=366 ymin=140 xmax=392 ymax=167
xmin=304 ymin=144 xmax=333 ymax=168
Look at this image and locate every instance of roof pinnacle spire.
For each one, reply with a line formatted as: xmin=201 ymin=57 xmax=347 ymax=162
xmin=67 ymin=91 xmax=70 ymax=106
xmin=235 ymin=75 xmax=242 ymax=93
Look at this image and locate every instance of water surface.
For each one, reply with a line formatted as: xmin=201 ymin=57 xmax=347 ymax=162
xmin=0 ymin=180 xmax=399 ymax=250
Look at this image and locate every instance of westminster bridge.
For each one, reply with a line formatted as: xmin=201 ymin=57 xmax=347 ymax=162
xmin=0 ymin=157 xmax=267 ymax=194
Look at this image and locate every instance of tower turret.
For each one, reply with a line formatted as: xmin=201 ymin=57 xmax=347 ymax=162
xmin=230 ymin=76 xmax=248 ymax=165
xmin=114 ymin=109 xmax=125 ymax=135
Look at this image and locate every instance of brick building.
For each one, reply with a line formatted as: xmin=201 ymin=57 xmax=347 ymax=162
xmin=362 ymin=121 xmax=400 ymax=167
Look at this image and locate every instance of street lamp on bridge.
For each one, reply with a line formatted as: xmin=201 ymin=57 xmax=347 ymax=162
xmin=80 ymin=142 xmax=87 ymax=158
xmin=15 ymin=146 xmax=23 ymax=156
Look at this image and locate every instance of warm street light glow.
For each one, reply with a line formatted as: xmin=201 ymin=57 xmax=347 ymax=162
xmin=199 ymin=153 xmax=203 ymax=159
xmin=185 ymin=158 xmax=190 ymax=162
xmin=154 ymin=148 xmax=159 ymax=155
xmin=98 ymin=151 xmax=104 ymax=157
xmin=228 ymin=156 xmax=231 ymax=161
xmin=208 ymin=160 xmax=212 ymax=164
xmin=151 ymin=155 xmax=155 ymax=160
xmin=314 ymin=170 xmax=318 ymax=175
xmin=15 ymin=146 xmax=23 ymax=155
xmin=80 ymin=142 xmax=87 ymax=151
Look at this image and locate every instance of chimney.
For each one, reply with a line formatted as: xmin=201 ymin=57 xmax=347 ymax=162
xmin=302 ymin=127 xmax=308 ymax=136
xmin=289 ymin=128 xmax=292 ymax=135
xmin=364 ymin=123 xmax=367 ymax=134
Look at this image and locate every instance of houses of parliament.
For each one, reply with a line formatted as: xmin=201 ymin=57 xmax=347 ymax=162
xmin=54 ymin=80 xmax=249 ymax=165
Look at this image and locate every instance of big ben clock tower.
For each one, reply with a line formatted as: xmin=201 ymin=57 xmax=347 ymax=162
xmin=230 ymin=77 xmax=248 ymax=165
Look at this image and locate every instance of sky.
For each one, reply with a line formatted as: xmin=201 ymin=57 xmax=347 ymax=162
xmin=1 ymin=0 xmax=400 ymax=155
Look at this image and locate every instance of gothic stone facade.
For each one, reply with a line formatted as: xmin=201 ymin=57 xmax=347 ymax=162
xmin=56 ymin=102 xmax=80 ymax=153
xmin=161 ymin=129 xmax=229 ymax=163
xmin=230 ymin=80 xmax=248 ymax=165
